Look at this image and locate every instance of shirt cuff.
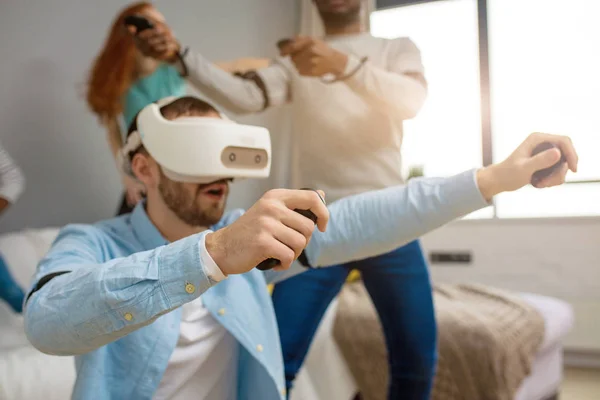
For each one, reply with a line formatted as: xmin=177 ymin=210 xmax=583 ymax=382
xmin=198 ymin=233 xmax=227 ymax=282
xmin=471 ymin=168 xmax=494 ymax=206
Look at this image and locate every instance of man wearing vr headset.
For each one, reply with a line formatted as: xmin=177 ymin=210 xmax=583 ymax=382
xmin=24 ymin=95 xmax=577 ymax=400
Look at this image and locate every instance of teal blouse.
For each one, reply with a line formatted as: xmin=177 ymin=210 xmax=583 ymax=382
xmin=122 ymin=64 xmax=186 ymax=131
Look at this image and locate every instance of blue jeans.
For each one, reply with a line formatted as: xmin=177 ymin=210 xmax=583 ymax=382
xmin=272 ymin=240 xmax=436 ymax=400
xmin=0 ymin=254 xmax=24 ymax=313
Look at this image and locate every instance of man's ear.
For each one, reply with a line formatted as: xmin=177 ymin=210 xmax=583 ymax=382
xmin=130 ymin=152 xmax=160 ymax=189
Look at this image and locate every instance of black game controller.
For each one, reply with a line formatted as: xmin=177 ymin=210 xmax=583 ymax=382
xmin=256 ymin=189 xmax=325 ymax=271
xmin=531 ymin=142 xmax=567 ymax=186
xmin=124 ymin=15 xmax=154 ymax=33
xmin=276 ymin=38 xmax=292 ymax=50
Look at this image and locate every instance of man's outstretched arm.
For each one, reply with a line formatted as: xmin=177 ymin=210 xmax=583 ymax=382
xmin=306 ymin=133 xmax=578 ymax=268
xmin=263 ymin=169 xmax=486 ymax=284
xmin=264 ymin=132 xmax=578 ymax=283
xmin=307 ymin=169 xmax=486 ymax=268
xmin=24 ymin=227 xmax=218 ymax=356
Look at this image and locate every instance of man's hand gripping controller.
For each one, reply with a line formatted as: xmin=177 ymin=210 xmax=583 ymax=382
xmin=256 ymin=189 xmax=326 ymax=271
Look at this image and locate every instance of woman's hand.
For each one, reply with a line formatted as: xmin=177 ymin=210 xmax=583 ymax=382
xmin=130 ymin=23 xmax=180 ymax=63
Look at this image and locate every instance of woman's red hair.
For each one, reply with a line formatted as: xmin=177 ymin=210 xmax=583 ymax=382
xmin=86 ymin=2 xmax=152 ymax=120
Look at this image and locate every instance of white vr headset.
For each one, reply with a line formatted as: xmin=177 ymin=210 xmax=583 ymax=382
xmin=120 ymin=97 xmax=272 ymax=184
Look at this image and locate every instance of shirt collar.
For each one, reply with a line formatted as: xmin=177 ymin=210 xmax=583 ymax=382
xmin=130 ymin=201 xmax=169 ymax=250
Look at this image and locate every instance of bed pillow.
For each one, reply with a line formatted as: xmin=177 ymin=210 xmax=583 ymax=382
xmin=0 ymin=345 xmax=75 ymax=400
xmin=0 ymin=228 xmax=59 ymax=351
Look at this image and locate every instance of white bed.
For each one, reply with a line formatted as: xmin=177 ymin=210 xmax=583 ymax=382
xmin=0 ymin=228 xmax=574 ymax=400
xmin=0 ymin=228 xmax=76 ymax=400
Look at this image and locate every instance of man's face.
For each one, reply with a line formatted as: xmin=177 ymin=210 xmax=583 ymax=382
xmin=313 ymin=0 xmax=361 ymax=27
xmin=158 ymin=170 xmax=230 ymax=227
xmin=154 ymin=109 xmax=230 ymax=228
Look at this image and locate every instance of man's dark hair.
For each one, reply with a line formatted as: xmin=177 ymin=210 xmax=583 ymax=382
xmin=126 ymin=96 xmax=220 ymax=138
xmin=125 ymin=96 xmax=219 ymax=159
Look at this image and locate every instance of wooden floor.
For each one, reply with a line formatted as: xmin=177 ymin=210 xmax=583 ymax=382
xmin=562 ymin=367 xmax=600 ymax=400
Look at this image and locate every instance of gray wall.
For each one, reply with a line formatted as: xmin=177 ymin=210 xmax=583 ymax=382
xmin=0 ymin=0 xmax=296 ymax=233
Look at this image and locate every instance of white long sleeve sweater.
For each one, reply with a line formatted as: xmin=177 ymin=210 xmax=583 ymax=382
xmin=182 ymin=33 xmax=427 ymax=202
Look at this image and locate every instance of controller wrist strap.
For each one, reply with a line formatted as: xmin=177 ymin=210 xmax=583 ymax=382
xmin=173 ymin=46 xmax=190 ymax=77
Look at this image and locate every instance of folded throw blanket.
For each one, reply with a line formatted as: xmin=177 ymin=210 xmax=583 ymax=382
xmin=333 ymin=282 xmax=545 ymax=400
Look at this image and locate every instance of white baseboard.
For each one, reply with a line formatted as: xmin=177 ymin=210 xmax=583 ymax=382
xmin=564 ymin=349 xmax=600 ymax=369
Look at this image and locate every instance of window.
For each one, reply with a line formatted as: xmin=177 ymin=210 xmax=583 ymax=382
xmin=371 ymin=0 xmax=482 ymax=180
xmin=488 ymin=0 xmax=600 ymax=217
xmin=371 ymin=0 xmax=492 ymax=218
xmin=372 ymin=0 xmax=600 ymax=218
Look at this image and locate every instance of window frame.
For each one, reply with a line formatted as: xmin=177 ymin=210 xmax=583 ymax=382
xmin=374 ymin=0 xmax=600 ymax=220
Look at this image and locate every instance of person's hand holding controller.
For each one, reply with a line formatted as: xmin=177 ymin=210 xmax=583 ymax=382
xmin=128 ymin=20 xmax=181 ymax=62
xmin=476 ymin=132 xmax=578 ymax=201
xmin=279 ymin=36 xmax=349 ymax=78
xmin=205 ymin=189 xmax=329 ymax=275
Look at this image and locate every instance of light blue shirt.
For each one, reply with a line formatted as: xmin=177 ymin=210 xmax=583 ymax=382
xmin=24 ymin=170 xmax=488 ymax=400
xmin=123 ymin=64 xmax=186 ymax=129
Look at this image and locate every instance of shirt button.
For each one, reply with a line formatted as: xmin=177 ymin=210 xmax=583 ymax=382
xmin=185 ymin=283 xmax=196 ymax=294
xmin=218 ymin=308 xmax=226 ymax=316
xmin=281 ymin=388 xmax=286 ymax=396
xmin=124 ymin=312 xmax=133 ymax=321
xmin=256 ymin=344 xmax=264 ymax=352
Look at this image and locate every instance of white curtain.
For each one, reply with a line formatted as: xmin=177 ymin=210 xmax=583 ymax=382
xmin=299 ymin=0 xmax=376 ymax=36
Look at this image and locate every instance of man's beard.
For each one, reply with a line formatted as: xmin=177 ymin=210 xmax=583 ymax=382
xmin=318 ymin=4 xmax=361 ymax=29
xmin=158 ymin=172 xmax=227 ymax=227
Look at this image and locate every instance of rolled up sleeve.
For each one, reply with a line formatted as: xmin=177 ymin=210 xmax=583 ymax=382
xmin=24 ymin=225 xmax=216 ymax=356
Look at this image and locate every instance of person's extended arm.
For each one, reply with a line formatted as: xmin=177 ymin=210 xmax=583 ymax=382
xmin=308 ymin=169 xmax=485 ymax=267
xmin=264 ymin=132 xmax=580 ymax=284
xmin=263 ymin=168 xmax=486 ymax=284
xmin=177 ymin=50 xmax=290 ymax=114
xmin=24 ymin=226 xmax=218 ymax=356
xmin=0 ymin=142 xmax=25 ymax=214
xmin=130 ymin=26 xmax=291 ymax=115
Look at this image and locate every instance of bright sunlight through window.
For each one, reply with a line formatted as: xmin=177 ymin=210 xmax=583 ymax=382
xmin=488 ymin=0 xmax=600 ymax=217
xmin=371 ymin=0 xmax=492 ymax=219
xmin=372 ymin=0 xmax=600 ymax=219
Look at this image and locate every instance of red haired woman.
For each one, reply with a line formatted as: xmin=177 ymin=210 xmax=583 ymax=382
xmin=86 ymin=2 xmax=185 ymax=214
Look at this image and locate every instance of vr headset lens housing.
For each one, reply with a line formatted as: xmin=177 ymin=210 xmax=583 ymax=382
xmin=126 ymin=102 xmax=272 ymax=184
